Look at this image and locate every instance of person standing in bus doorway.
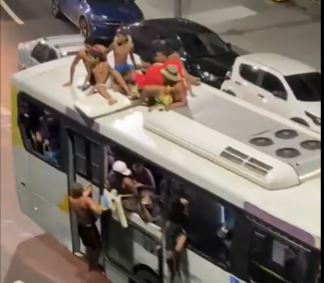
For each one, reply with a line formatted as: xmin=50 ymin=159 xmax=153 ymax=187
xmin=165 ymin=194 xmax=190 ymax=283
xmin=69 ymin=182 xmax=105 ymax=273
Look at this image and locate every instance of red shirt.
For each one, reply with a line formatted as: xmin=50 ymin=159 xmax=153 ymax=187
xmin=164 ymin=58 xmax=185 ymax=79
xmin=144 ymin=63 xmax=164 ymax=86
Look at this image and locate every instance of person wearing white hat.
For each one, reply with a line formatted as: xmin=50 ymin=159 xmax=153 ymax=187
xmin=108 ymin=160 xmax=141 ymax=195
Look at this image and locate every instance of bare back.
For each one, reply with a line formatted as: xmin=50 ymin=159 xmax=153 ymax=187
xmin=70 ymin=197 xmax=95 ymax=226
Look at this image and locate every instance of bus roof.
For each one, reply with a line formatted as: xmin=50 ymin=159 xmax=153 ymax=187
xmin=11 ymin=57 xmax=321 ymax=248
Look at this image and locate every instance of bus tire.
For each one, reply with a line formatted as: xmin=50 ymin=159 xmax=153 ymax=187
xmin=129 ymin=265 xmax=159 ymax=283
xmin=290 ymin=117 xmax=309 ymax=127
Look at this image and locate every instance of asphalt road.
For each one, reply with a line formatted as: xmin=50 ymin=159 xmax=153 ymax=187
xmin=0 ymin=1 xmax=110 ymax=282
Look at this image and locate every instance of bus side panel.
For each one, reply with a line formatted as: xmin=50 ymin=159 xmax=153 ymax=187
xmin=186 ymin=250 xmax=247 ymax=283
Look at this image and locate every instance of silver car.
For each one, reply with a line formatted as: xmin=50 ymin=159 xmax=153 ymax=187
xmin=17 ymin=34 xmax=84 ymax=70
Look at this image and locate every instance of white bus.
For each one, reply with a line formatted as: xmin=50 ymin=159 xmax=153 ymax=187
xmin=11 ymin=56 xmax=321 ymax=283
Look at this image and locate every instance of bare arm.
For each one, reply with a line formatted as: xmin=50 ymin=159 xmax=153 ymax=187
xmin=129 ymin=45 xmax=137 ymax=69
xmin=63 ymin=52 xmax=82 ymax=86
xmin=175 ymin=234 xmax=187 ymax=253
xmin=87 ymin=198 xmax=103 ymax=216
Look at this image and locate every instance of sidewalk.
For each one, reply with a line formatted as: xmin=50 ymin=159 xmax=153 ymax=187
xmin=136 ymin=0 xmax=320 ymax=69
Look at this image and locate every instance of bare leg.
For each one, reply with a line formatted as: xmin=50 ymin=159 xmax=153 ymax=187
xmin=96 ymin=84 xmax=117 ymax=105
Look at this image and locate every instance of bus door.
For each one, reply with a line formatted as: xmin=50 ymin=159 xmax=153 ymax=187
xmin=68 ymin=131 xmax=107 ymax=257
xmin=105 ymin=215 xmax=164 ymax=283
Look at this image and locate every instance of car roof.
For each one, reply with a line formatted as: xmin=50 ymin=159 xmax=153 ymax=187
xmin=239 ymin=53 xmax=318 ymax=76
xmin=42 ymin=34 xmax=84 ymax=55
xmin=12 ymin=57 xmax=321 ymax=248
xmin=141 ymin=18 xmax=212 ymax=35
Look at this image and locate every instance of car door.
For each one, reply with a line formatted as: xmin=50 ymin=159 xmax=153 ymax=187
xmin=257 ymin=70 xmax=289 ymax=117
xmin=233 ymin=62 xmax=264 ymax=105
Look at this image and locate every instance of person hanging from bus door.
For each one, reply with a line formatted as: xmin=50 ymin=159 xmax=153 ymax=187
xmin=165 ymin=194 xmax=190 ymax=283
xmin=69 ymin=182 xmax=108 ymax=273
xmin=63 ymin=36 xmax=105 ymax=89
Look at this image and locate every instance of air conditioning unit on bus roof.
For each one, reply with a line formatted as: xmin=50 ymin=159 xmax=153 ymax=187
xmin=144 ymin=110 xmax=321 ymax=190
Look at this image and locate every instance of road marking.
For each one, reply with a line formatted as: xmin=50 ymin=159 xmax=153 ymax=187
xmin=0 ymin=0 xmax=24 ymax=25
xmin=188 ymin=5 xmax=257 ymax=27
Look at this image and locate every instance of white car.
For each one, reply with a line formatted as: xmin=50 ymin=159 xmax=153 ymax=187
xmin=221 ymin=53 xmax=321 ymax=132
xmin=17 ymin=34 xmax=85 ymax=70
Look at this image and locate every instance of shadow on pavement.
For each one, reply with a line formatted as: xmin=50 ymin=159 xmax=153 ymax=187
xmin=3 ymin=233 xmax=110 ymax=283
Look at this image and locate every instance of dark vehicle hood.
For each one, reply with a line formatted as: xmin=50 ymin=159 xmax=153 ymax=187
xmin=88 ymin=0 xmax=143 ymax=21
xmin=189 ymin=51 xmax=238 ymax=77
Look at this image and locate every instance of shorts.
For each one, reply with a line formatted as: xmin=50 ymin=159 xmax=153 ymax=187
xmin=115 ymin=64 xmax=134 ymax=75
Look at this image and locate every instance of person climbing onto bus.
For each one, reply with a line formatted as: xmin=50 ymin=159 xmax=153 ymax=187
xmin=132 ymin=162 xmax=156 ymax=191
xmin=107 ymin=29 xmax=137 ymax=72
xmin=165 ymin=193 xmax=190 ymax=283
xmin=63 ymin=36 xmax=104 ymax=89
xmin=69 ymin=182 xmax=105 ymax=273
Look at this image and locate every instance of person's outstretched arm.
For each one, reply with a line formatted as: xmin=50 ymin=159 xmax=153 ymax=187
xmin=63 ymin=52 xmax=82 ymax=86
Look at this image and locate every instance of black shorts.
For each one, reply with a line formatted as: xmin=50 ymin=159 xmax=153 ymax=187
xmin=78 ymin=224 xmax=101 ymax=250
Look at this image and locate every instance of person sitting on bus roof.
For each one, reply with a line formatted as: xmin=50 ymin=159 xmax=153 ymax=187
xmin=63 ymin=36 xmax=105 ymax=88
xmin=88 ymin=49 xmax=131 ymax=105
xmin=106 ymin=29 xmax=137 ymax=72
xmin=152 ymin=41 xmax=199 ymax=96
xmin=140 ymin=65 xmax=188 ymax=111
xmin=69 ymin=182 xmax=106 ymax=273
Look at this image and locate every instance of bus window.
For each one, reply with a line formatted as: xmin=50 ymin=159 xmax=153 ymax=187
xmin=249 ymin=228 xmax=310 ymax=283
xmin=18 ymin=95 xmax=62 ymax=168
xmin=72 ymin=133 xmax=101 ymax=186
xmin=184 ymin=183 xmax=236 ymax=267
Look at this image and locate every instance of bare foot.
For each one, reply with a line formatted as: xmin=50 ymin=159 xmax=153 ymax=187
xmin=108 ymin=98 xmax=117 ymax=105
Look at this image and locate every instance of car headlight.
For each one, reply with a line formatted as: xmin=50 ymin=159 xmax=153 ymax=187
xmin=91 ymin=15 xmax=108 ymax=22
xmin=201 ymin=71 xmax=218 ymax=82
xmin=305 ymin=111 xmax=321 ymax=126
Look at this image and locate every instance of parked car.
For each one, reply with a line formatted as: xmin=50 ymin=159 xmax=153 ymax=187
xmin=120 ymin=18 xmax=238 ymax=88
xmin=17 ymin=34 xmax=85 ymax=70
xmin=52 ymin=0 xmax=144 ymax=37
xmin=221 ymin=53 xmax=321 ymax=132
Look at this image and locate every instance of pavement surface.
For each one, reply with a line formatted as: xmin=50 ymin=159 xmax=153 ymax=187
xmin=0 ymin=0 xmax=320 ymax=282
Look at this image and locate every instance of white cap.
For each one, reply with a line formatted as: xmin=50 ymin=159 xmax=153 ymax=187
xmin=112 ymin=161 xmax=131 ymax=176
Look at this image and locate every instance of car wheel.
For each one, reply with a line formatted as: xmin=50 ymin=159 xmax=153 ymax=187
xmin=129 ymin=267 xmax=159 ymax=283
xmin=79 ymin=17 xmax=90 ymax=37
xmin=290 ymin=117 xmax=309 ymax=127
xmin=52 ymin=0 xmax=62 ymax=17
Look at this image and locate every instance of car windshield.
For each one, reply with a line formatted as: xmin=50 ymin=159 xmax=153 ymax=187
xmin=179 ymin=31 xmax=230 ymax=57
xmin=285 ymin=72 xmax=321 ymax=101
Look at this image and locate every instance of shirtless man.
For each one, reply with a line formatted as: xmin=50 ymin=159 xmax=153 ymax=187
xmin=69 ymin=182 xmax=105 ymax=272
xmin=108 ymin=29 xmax=137 ymax=72
xmin=63 ymin=36 xmax=105 ymax=89
xmin=89 ymin=50 xmax=131 ymax=104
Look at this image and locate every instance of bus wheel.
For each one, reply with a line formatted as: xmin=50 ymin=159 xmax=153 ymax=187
xmin=129 ymin=266 xmax=159 ymax=283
